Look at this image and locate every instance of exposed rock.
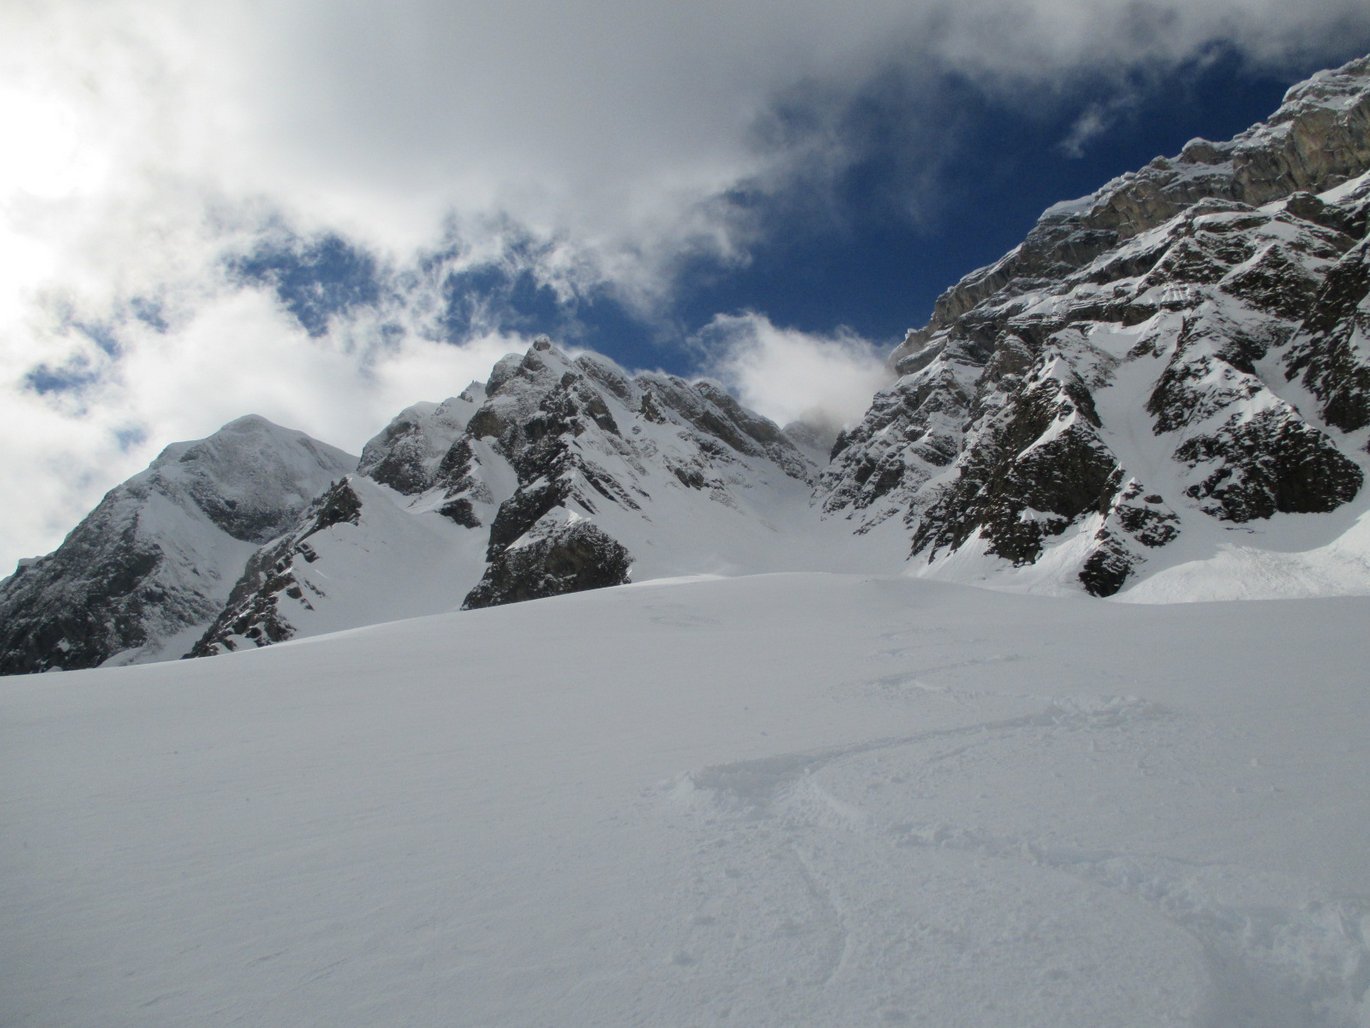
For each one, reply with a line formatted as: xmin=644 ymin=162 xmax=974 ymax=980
xmin=1079 ymin=478 xmax=1183 ymax=597
xmin=1174 ymin=409 xmax=1362 ymax=521
xmin=462 ymin=517 xmax=632 ymax=609
xmin=1283 ymin=237 xmax=1370 ymax=438
xmin=895 ymin=55 xmax=1370 ymax=369
xmin=465 ymin=338 xmax=814 ymax=580
xmin=821 ymin=54 xmax=1370 ymax=594
xmin=911 ymin=361 xmax=1120 ymax=568
xmin=357 ymin=389 xmax=483 ymax=495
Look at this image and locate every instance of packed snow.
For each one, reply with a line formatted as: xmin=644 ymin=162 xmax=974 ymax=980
xmin=4 ymin=573 xmax=1368 ymax=1026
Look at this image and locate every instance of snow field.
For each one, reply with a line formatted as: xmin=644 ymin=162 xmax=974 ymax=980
xmin=3 ymin=573 xmax=1369 ymax=1025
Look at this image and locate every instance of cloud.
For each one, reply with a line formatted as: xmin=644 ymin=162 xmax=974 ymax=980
xmin=1056 ymin=98 xmax=1130 ymax=159
xmin=699 ymin=313 xmax=891 ymax=430
xmin=8 ymin=2 xmax=1368 ymax=290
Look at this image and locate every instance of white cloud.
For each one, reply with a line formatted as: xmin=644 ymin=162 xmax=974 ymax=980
xmin=7 ymin=2 xmax=1366 ymax=293
xmin=700 ymin=313 xmax=892 ymax=430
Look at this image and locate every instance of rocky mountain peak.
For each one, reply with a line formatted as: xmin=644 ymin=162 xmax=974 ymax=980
xmin=910 ymin=54 xmax=1370 ymax=356
xmin=822 ymin=55 xmax=1370 ymax=597
xmin=357 ymin=388 xmax=484 ymax=496
xmin=452 ymin=338 xmax=817 ymax=606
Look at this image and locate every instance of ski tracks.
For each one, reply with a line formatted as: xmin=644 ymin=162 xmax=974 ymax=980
xmin=657 ymin=688 xmax=1370 ymax=1026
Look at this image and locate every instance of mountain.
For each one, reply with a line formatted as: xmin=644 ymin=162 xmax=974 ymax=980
xmin=188 ymin=388 xmax=496 ymax=657
xmin=0 ymin=416 xmax=355 ymax=673
xmin=820 ymin=54 xmax=1370 ymax=598
xmin=196 ymin=337 xmax=887 ymax=654
xmin=0 ymin=338 xmax=874 ymax=673
xmin=450 ymin=338 xmax=829 ymax=606
xmin=5 ymin=56 xmax=1370 ymax=675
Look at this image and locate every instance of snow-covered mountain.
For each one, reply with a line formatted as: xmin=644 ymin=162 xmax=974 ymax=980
xmin=821 ymin=54 xmax=1370 ymax=598
xmin=5 ymin=56 xmax=1370 ymax=675
xmin=1 ymin=339 xmax=883 ymax=672
xmin=0 ymin=416 xmax=355 ymax=673
xmin=7 ymin=54 xmax=1370 ymax=1024
xmin=212 ymin=337 xmax=905 ymax=646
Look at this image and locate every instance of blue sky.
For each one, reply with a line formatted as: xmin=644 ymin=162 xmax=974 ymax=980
xmin=2 ymin=1 xmax=1370 ymax=569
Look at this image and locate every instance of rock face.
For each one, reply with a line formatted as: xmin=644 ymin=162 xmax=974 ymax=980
xmin=462 ymin=515 xmax=632 ymax=609
xmin=820 ymin=54 xmax=1370 ymax=595
xmin=445 ymin=336 xmax=815 ymax=609
xmin=0 ymin=416 xmax=356 ymax=673
xmin=356 ymin=388 xmax=484 ymax=497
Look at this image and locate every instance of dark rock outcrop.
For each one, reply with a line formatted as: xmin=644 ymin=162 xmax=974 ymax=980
xmin=357 ymin=391 xmax=483 ymax=495
xmin=459 ymin=337 xmax=814 ymax=606
xmin=820 ymin=54 xmax=1370 ymax=594
xmin=462 ymin=519 xmax=632 ymax=609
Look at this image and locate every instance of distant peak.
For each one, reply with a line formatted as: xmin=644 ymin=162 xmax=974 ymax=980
xmin=220 ymin=413 xmax=286 ymax=433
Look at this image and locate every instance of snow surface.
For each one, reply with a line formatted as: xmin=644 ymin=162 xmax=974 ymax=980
xmin=4 ymin=573 xmax=1369 ymax=1026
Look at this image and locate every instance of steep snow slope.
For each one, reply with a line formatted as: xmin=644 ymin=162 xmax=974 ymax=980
xmin=0 ymin=416 xmax=356 ymax=672
xmin=189 ymin=475 xmax=494 ymax=655
xmin=3 ymin=574 xmax=1367 ymax=1026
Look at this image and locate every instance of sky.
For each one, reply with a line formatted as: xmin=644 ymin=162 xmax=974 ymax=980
xmin=3 ymin=1 xmax=1370 ymax=572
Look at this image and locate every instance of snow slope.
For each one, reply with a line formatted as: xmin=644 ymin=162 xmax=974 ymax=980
xmin=190 ymin=474 xmax=496 ymax=655
xmin=4 ymin=574 xmax=1368 ymax=1026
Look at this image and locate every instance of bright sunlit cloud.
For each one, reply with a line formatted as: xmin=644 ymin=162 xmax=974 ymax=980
xmin=700 ymin=313 xmax=892 ymax=431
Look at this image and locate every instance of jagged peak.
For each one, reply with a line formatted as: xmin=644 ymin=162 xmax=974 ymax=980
xmin=904 ymin=54 xmax=1370 ymax=360
xmin=358 ymin=388 xmax=486 ymax=496
xmin=1275 ymin=52 xmax=1370 ymax=115
xmin=830 ymin=54 xmax=1370 ymax=598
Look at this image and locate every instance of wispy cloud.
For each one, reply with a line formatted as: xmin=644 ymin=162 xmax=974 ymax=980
xmin=1056 ymin=96 xmax=1140 ymax=158
xmin=699 ymin=313 xmax=891 ymax=431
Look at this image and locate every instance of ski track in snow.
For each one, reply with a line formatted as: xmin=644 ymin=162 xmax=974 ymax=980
xmin=663 ymin=669 xmax=1370 ymax=1027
